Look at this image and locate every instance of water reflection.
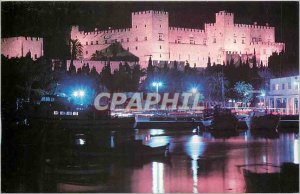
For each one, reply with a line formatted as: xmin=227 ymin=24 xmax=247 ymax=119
xmin=152 ymin=162 xmax=164 ymax=193
xmin=6 ymin=126 xmax=299 ymax=193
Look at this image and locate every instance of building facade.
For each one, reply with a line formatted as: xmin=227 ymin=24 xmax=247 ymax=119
xmin=1 ymin=36 xmax=44 ymax=60
xmin=71 ymin=10 xmax=285 ymax=68
xmin=266 ymin=75 xmax=299 ymax=115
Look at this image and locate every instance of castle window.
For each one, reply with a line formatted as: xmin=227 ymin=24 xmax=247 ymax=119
xmin=175 ymin=40 xmax=177 ymax=43
xmin=242 ymin=39 xmax=245 ymax=44
xmin=135 ymin=37 xmax=138 ymax=42
xmin=272 ymin=84 xmax=275 ymax=90
xmin=288 ymin=82 xmax=291 ymax=89
xmin=127 ymin=47 xmax=129 ymax=51
xmin=86 ymin=42 xmax=88 ymax=45
xmin=31 ymin=37 xmax=33 ymax=41
xmin=121 ymin=39 xmax=124 ymax=43
xmin=36 ymin=38 xmax=39 ymax=40
xmin=213 ymin=38 xmax=216 ymax=43
xmin=115 ymin=39 xmax=117 ymax=43
xmin=25 ymin=37 xmax=28 ymax=40
xmin=86 ymin=51 xmax=88 ymax=55
xmin=190 ymin=37 xmax=194 ymax=44
xmin=96 ymin=41 xmax=99 ymax=44
xmin=91 ymin=41 xmax=93 ymax=45
xmin=105 ymin=40 xmax=107 ymax=44
xmin=160 ymin=54 xmax=161 ymax=58
xmin=203 ymin=39 xmax=206 ymax=45
xmin=160 ymin=45 xmax=162 ymax=49
xmin=159 ymin=33 xmax=164 ymax=41
xmin=127 ymin=38 xmax=129 ymax=42
xmin=35 ymin=54 xmax=37 ymax=59
xmin=160 ymin=25 xmax=162 ymax=28
xmin=263 ymin=49 xmax=266 ymax=54
xmin=282 ymin=83 xmax=285 ymax=90
xmin=145 ymin=25 xmax=147 ymax=27
xmin=177 ymin=36 xmax=181 ymax=43
xmin=233 ymin=39 xmax=236 ymax=43
xmin=136 ymin=25 xmax=137 ymax=28
xmin=144 ymin=37 xmax=147 ymax=41
xmin=275 ymin=84 xmax=279 ymax=90
xmin=136 ymin=46 xmax=138 ymax=50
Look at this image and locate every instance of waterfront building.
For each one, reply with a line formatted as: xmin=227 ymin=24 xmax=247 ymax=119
xmin=71 ymin=10 xmax=285 ymax=68
xmin=1 ymin=36 xmax=44 ymax=60
xmin=266 ymin=75 xmax=299 ymax=115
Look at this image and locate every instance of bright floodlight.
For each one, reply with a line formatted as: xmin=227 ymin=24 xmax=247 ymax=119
xmin=191 ymin=87 xmax=198 ymax=94
xmin=79 ymin=90 xmax=85 ymax=97
xmin=152 ymin=82 xmax=162 ymax=87
xmin=73 ymin=91 xmax=79 ymax=97
xmin=261 ymin=91 xmax=266 ymax=97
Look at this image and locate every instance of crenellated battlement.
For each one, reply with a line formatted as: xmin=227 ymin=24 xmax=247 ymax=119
xmin=204 ymin=23 xmax=216 ymax=27
xmin=250 ymin=41 xmax=285 ymax=46
xmin=132 ymin=10 xmax=168 ymax=15
xmin=75 ymin=27 xmax=132 ymax=37
xmin=169 ymin=27 xmax=205 ymax=33
xmin=234 ymin=23 xmax=274 ymax=30
xmin=216 ymin=10 xmax=233 ymax=16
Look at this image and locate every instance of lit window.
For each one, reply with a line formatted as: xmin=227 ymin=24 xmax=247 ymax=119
xmin=66 ymin=112 xmax=72 ymax=115
xmin=53 ymin=111 xmax=59 ymax=115
xmin=275 ymin=84 xmax=279 ymax=90
xmin=60 ymin=111 xmax=66 ymax=115
xmin=73 ymin=112 xmax=79 ymax=116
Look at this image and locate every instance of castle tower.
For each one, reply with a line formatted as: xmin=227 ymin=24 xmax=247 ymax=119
xmin=131 ymin=10 xmax=169 ymax=65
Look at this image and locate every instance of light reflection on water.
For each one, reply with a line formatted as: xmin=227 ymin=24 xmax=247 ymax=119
xmin=52 ymin=129 xmax=298 ymax=193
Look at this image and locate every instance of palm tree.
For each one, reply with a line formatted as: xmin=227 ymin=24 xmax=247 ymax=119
xmin=70 ymin=39 xmax=83 ymax=65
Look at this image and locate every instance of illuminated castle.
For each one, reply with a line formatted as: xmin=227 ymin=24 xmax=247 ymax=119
xmin=1 ymin=36 xmax=44 ymax=60
xmin=71 ymin=10 xmax=285 ymax=68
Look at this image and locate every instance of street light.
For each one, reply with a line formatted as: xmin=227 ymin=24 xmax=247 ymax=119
xmin=191 ymin=87 xmax=198 ymax=94
xmin=152 ymin=82 xmax=162 ymax=110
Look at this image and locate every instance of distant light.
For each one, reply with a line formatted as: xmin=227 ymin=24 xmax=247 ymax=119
xmin=191 ymin=87 xmax=198 ymax=94
xmin=152 ymin=82 xmax=162 ymax=87
xmin=260 ymin=92 xmax=265 ymax=97
xmin=73 ymin=91 xmax=79 ymax=97
xmin=79 ymin=90 xmax=85 ymax=97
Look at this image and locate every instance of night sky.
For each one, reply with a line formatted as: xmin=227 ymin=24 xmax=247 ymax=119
xmin=1 ymin=1 xmax=299 ymax=62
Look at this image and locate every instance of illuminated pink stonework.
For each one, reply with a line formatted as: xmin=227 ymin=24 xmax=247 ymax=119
xmin=71 ymin=10 xmax=285 ymax=68
xmin=1 ymin=36 xmax=44 ymax=60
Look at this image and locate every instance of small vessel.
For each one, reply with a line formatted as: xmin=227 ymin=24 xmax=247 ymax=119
xmin=241 ymin=163 xmax=299 ymax=193
xmin=209 ymin=106 xmax=238 ymax=138
xmin=278 ymin=115 xmax=299 ymax=132
xmin=134 ymin=111 xmax=203 ymax=129
xmin=250 ymin=112 xmax=280 ymax=138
